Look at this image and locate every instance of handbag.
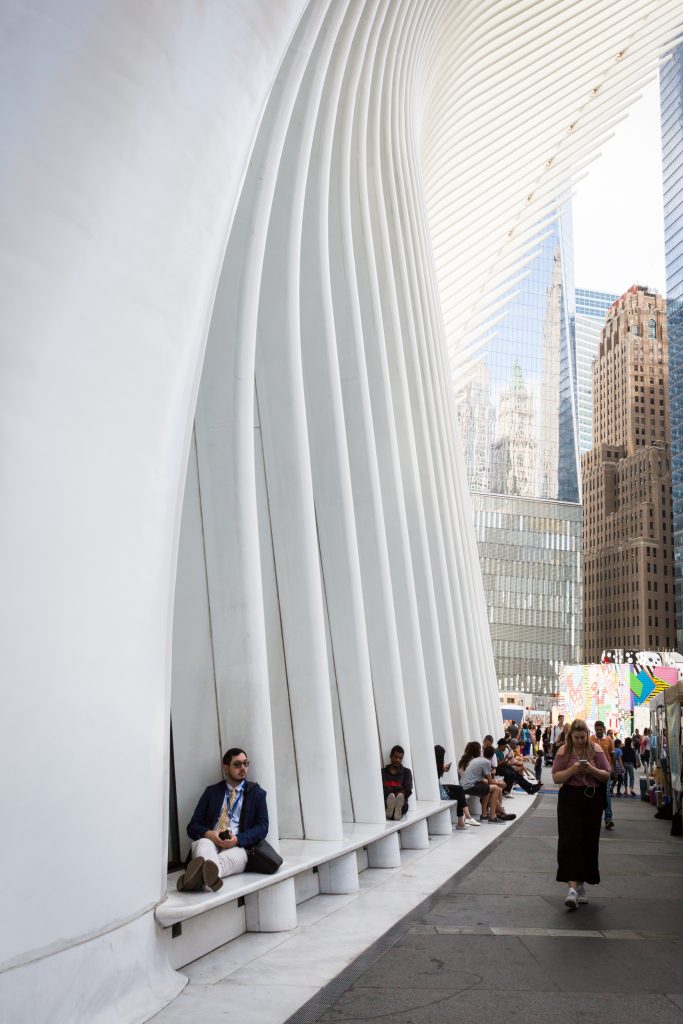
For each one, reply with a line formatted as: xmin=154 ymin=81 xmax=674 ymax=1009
xmin=244 ymin=838 xmax=283 ymax=875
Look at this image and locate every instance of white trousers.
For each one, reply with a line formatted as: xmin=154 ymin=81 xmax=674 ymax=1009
xmin=192 ymin=837 xmax=248 ymax=878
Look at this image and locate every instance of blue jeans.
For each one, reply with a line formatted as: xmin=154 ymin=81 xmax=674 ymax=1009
xmin=624 ymin=763 xmax=635 ymax=790
xmin=603 ymin=784 xmax=612 ymax=823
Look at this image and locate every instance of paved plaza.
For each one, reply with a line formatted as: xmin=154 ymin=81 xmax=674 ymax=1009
xmin=287 ymin=783 xmax=683 ymax=1024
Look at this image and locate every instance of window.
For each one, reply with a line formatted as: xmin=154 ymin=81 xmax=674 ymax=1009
xmin=649 ymin=319 xmax=656 ymax=339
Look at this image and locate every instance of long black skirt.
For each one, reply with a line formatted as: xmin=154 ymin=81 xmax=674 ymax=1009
xmin=556 ymin=783 xmax=604 ymax=885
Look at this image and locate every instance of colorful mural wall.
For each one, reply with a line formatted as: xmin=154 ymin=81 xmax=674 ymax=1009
xmin=559 ymin=663 xmax=678 ymax=732
xmin=625 ymin=664 xmax=677 ymax=705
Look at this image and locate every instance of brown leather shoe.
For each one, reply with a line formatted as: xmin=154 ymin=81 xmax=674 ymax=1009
xmin=202 ymin=859 xmax=223 ymax=892
xmin=176 ymin=857 xmax=205 ymax=892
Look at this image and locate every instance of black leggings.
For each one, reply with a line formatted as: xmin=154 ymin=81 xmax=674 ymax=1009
xmin=442 ymin=783 xmax=468 ymax=815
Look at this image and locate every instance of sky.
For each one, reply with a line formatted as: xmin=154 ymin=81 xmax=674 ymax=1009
xmin=572 ymin=78 xmax=666 ymax=297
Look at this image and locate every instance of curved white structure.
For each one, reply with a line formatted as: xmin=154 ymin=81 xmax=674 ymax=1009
xmin=1 ymin=2 xmax=680 ymax=1021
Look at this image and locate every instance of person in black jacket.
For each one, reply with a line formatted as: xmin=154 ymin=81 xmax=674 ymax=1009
xmin=381 ymin=745 xmax=413 ymax=820
xmin=177 ymin=747 xmax=269 ymax=893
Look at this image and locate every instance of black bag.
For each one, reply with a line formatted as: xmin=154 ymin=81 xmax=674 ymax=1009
xmin=245 ymin=838 xmax=283 ymax=875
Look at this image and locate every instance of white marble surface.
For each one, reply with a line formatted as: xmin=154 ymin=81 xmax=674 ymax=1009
xmin=157 ymin=800 xmax=454 ymax=925
xmin=151 ymin=794 xmax=536 ymax=1023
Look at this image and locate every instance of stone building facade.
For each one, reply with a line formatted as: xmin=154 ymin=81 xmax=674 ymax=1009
xmin=582 ymin=286 xmax=676 ymax=660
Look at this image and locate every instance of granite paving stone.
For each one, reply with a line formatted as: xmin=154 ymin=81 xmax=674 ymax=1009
xmin=348 ymin=933 xmax=560 ymax=991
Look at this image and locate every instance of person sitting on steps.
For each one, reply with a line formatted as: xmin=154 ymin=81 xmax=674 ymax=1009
xmin=381 ymin=745 xmax=413 ymax=820
xmin=177 ymin=747 xmax=269 ymax=893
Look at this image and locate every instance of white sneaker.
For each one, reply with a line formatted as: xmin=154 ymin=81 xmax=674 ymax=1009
xmin=385 ymin=793 xmax=396 ymax=819
xmin=564 ymin=888 xmax=578 ymax=910
xmin=577 ymin=885 xmax=588 ymax=904
xmin=464 ymin=817 xmax=481 ymax=826
xmin=393 ymin=793 xmax=405 ymax=820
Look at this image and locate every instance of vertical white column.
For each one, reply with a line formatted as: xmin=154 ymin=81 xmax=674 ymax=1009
xmin=187 ymin=0 xmax=334 ymax=841
xmin=327 ymin=2 xmax=418 ymax=779
xmin=381 ymin=0 xmax=474 ymax=757
xmin=333 ymin=0 xmax=440 ymax=799
xmin=395 ymin=0 xmax=494 ymax=746
xmin=299 ymin=0 xmax=386 ymax=824
xmin=362 ymin=0 xmax=456 ymax=781
xmin=254 ymin=0 xmax=344 ymax=842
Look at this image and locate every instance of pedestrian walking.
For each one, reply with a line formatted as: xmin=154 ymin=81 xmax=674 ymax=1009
xmin=551 ymin=718 xmax=611 ymax=910
xmin=612 ymin=739 xmax=625 ymax=795
xmin=621 ymin=736 xmax=637 ymax=796
xmin=592 ymin=720 xmax=616 ymax=830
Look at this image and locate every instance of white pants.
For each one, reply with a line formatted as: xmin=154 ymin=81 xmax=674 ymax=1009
xmin=192 ymin=838 xmax=248 ymax=878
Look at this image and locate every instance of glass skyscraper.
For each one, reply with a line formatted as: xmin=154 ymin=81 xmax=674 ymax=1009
xmin=661 ymin=43 xmax=683 ymax=647
xmin=575 ymin=288 xmax=619 ymax=454
xmin=455 ymin=205 xmax=583 ymax=696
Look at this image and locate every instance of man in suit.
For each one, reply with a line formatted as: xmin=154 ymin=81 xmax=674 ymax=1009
xmin=177 ymin=747 xmax=269 ymax=892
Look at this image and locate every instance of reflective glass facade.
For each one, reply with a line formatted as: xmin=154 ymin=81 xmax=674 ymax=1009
xmin=575 ymin=289 xmax=618 ymax=454
xmin=456 ymin=205 xmax=583 ymax=695
xmin=471 ymin=493 xmax=582 ymax=695
xmin=457 ymin=206 xmax=580 ymax=503
xmin=661 ymin=44 xmax=683 ymax=646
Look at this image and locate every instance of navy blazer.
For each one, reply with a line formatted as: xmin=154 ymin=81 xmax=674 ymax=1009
xmin=187 ymin=780 xmax=269 ymax=850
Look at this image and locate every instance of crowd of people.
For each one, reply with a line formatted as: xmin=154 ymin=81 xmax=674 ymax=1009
xmin=380 ymin=731 xmax=546 ymax=828
xmin=380 ymin=714 xmax=653 ymax=914
xmin=175 ymin=720 xmax=648 ymax=903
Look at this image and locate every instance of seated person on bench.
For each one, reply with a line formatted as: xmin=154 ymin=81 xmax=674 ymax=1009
xmin=177 ymin=746 xmax=269 ymax=893
xmin=381 ymin=744 xmax=413 ymax=820
xmin=435 ymin=744 xmax=480 ymax=828
xmin=495 ymin=738 xmax=541 ymax=795
xmin=458 ymin=741 xmax=515 ymax=823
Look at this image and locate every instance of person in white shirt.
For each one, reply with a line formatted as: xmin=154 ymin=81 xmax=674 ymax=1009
xmin=551 ymin=714 xmax=566 ymax=746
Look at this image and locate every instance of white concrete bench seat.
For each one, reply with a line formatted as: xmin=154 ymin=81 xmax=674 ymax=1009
xmin=156 ymin=800 xmax=457 ymax=966
xmin=157 ymin=799 xmax=455 ymax=927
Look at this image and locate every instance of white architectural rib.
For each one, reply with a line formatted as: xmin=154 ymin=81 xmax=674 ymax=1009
xmin=423 ymin=0 xmax=681 ymax=370
xmin=2 ymin=1 xmax=680 ymax=1020
xmin=329 ymin=0 xmax=419 ymax=774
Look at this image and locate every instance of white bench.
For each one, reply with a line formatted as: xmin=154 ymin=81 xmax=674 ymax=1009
xmin=156 ymin=800 xmax=458 ymax=968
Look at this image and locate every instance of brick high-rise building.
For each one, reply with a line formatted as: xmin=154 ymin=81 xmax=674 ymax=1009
xmin=582 ymin=286 xmax=676 ymax=661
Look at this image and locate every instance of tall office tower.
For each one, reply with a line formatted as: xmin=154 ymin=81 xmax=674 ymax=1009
xmin=582 ymin=287 xmax=676 ymax=661
xmin=575 ymin=288 xmax=619 ymax=453
xmin=661 ymin=43 xmax=683 ymax=647
xmin=456 ymin=206 xmax=583 ymax=697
